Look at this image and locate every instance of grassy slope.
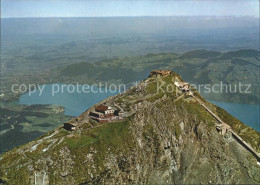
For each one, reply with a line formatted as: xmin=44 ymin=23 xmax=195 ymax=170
xmin=0 ymin=120 xmax=134 ymax=184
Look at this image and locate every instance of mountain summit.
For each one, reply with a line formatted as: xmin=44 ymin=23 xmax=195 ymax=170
xmin=0 ymin=71 xmax=259 ymax=184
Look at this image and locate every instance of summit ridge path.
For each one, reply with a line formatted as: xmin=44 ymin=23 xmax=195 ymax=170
xmin=186 ymin=91 xmax=260 ymax=162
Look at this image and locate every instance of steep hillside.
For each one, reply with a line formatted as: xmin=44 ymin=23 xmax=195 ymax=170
xmin=0 ymin=72 xmax=259 ymax=184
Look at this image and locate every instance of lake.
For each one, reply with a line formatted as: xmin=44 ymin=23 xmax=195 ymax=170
xmin=209 ymin=100 xmax=259 ymax=131
xmin=19 ymin=84 xmax=259 ymax=131
xmin=19 ymin=84 xmax=118 ymax=117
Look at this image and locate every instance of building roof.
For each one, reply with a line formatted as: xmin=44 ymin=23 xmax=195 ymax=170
xmin=174 ymin=81 xmax=189 ymax=87
xmin=151 ymin=70 xmax=171 ymax=74
xmin=90 ymin=111 xmax=104 ymax=116
xmin=64 ymin=123 xmax=76 ymax=127
xmin=95 ymin=105 xmax=108 ymax=112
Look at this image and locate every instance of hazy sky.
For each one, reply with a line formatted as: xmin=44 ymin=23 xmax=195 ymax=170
xmin=1 ymin=0 xmax=259 ymax=18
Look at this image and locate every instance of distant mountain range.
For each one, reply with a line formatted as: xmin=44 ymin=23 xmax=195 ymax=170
xmin=55 ymin=49 xmax=260 ymax=104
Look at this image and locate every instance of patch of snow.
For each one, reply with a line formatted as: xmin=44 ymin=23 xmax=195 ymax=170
xmin=31 ymin=143 xmax=39 ymax=152
xmin=42 ymin=148 xmax=48 ymax=152
xmin=174 ymin=82 xmax=179 ymax=86
xmin=44 ymin=131 xmax=57 ymax=139
xmin=42 ymin=138 xmax=58 ymax=152
xmin=137 ymin=138 xmax=143 ymax=148
xmin=179 ymin=121 xmax=184 ymax=131
xmin=56 ymin=138 xmax=64 ymax=145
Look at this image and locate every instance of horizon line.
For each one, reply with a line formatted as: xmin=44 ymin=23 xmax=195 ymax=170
xmin=1 ymin=15 xmax=259 ymax=19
